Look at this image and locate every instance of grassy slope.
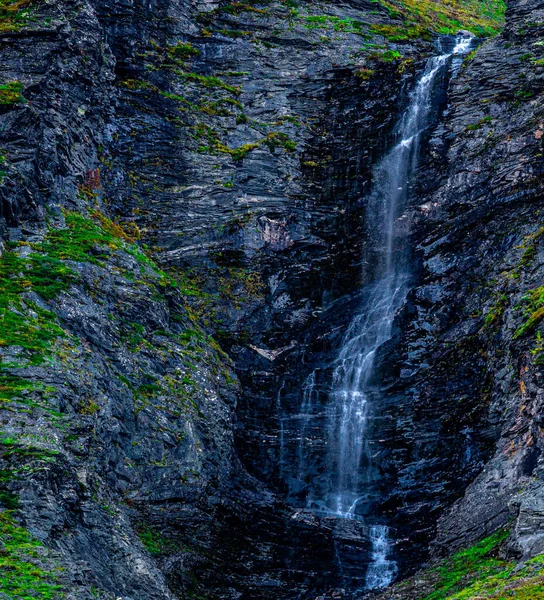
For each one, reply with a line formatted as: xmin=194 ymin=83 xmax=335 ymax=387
xmin=387 ymin=531 xmax=544 ymax=599
xmin=372 ymin=0 xmax=506 ymax=39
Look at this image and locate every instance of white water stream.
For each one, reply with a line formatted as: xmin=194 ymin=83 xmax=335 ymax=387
xmin=295 ymin=33 xmax=473 ymax=590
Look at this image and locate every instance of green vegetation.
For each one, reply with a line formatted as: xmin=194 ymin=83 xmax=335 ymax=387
xmin=519 ymin=226 xmax=544 ymax=268
xmin=423 ymin=530 xmax=510 ymax=599
xmin=121 ymin=76 xmax=241 ymax=115
xmin=531 ymin=331 xmax=544 ymax=365
xmin=466 ymin=116 xmax=493 ymax=131
xmin=178 ymin=71 xmax=241 ymax=95
xmin=372 ymin=0 xmax=506 ymax=40
xmin=0 ymin=81 xmax=25 ymax=105
xmin=219 ymin=268 xmax=264 ymax=302
xmin=385 ymin=528 xmax=544 ymax=598
xmin=394 ymin=529 xmax=543 ymax=599
xmin=195 ymin=124 xmax=296 ymax=161
xmin=356 ymin=67 xmax=375 ymax=81
xmin=167 ymin=41 xmax=200 ymax=60
xmin=0 ymin=510 xmax=63 ymax=599
xmin=514 ymin=286 xmax=544 ymax=339
xmin=0 ymin=150 xmax=7 ymax=182
xmin=0 ymin=0 xmax=35 ymax=32
xmin=137 ymin=524 xmax=179 ymax=555
xmin=484 ymin=293 xmax=507 ymax=329
xmin=217 ymin=2 xmax=266 ymax=16
xmin=304 ymin=15 xmax=367 ymax=36
xmin=262 ymin=131 xmax=297 ymax=152
xmin=0 ymin=208 xmax=140 ymax=379
xmin=0 ymin=246 xmax=69 ymax=369
xmin=369 ymin=49 xmax=403 ymax=62
xmin=0 ymin=209 xmax=181 ymax=406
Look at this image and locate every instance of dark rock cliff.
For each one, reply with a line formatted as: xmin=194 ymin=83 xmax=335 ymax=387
xmin=407 ymin=0 xmax=544 ymax=562
xmin=373 ymin=0 xmax=544 ymax=595
xmin=1 ymin=0 xmax=543 ymax=598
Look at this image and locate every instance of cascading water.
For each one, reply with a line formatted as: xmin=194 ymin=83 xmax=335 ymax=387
xmin=294 ymin=33 xmax=473 ymax=590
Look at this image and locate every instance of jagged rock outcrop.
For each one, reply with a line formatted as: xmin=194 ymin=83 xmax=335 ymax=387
xmin=0 ymin=0 xmax=429 ymax=597
xmin=411 ymin=0 xmax=544 ymax=559
xmin=371 ymin=0 xmax=544 ymax=588
xmin=2 ymin=0 xmax=542 ymax=598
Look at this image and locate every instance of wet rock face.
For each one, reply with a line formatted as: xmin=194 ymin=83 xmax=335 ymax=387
xmin=94 ymin=0 xmax=432 ymax=571
xmin=1 ymin=0 xmax=542 ymax=597
xmin=0 ymin=0 xmax=432 ymax=597
xmin=372 ymin=0 xmax=544 ymax=578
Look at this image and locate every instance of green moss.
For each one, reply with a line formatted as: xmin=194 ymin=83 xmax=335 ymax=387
xmin=0 ymin=209 xmax=144 ymax=389
xmin=39 ymin=211 xmax=125 ymax=264
xmin=466 ymin=116 xmax=493 ymax=131
xmin=369 ymin=49 xmax=403 ymax=62
xmin=402 ymin=530 xmax=544 ymax=599
xmin=372 ymin=0 xmax=506 ymax=39
xmin=217 ymin=2 xmax=267 ymax=16
xmin=137 ymin=525 xmax=178 ymax=555
xmin=194 ymin=124 xmax=296 ymax=160
xmin=167 ymin=42 xmax=200 ymax=59
xmin=370 ymin=22 xmax=428 ymax=41
xmin=531 ymin=331 xmax=544 ymax=365
xmin=304 ymin=15 xmax=368 ymax=35
xmin=484 ymin=293 xmax=508 ymax=329
xmin=178 ymin=71 xmax=241 ymax=95
xmin=0 ymin=489 xmax=18 ymax=509
xmin=262 ymin=132 xmax=297 ymax=153
xmin=0 ymin=510 xmax=63 ymax=599
xmin=0 ymin=0 xmax=35 ymax=32
xmin=0 ymin=81 xmax=25 ymax=105
xmin=423 ymin=530 xmax=511 ymax=600
xmin=0 ymin=210 xmax=167 ymax=404
xmin=356 ymin=67 xmax=375 ymax=81
xmin=514 ymin=287 xmax=544 ymax=339
xmin=0 ymin=249 xmax=68 ymax=369
xmin=215 ymin=29 xmax=251 ymax=38
xmin=78 ymin=398 xmax=99 ymax=415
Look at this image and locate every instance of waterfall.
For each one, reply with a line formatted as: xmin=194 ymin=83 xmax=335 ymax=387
xmin=295 ymin=33 xmax=473 ymax=590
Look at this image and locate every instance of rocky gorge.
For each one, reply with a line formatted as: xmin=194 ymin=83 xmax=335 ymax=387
xmin=0 ymin=0 xmax=543 ymax=598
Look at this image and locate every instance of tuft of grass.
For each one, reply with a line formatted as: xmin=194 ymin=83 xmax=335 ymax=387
xmin=0 ymin=510 xmax=63 ymax=599
xmin=466 ymin=116 xmax=493 ymax=131
xmin=0 ymin=81 xmax=26 ymax=105
xmin=167 ymin=41 xmax=200 ymax=60
xmin=483 ymin=293 xmax=508 ymax=329
xmin=137 ymin=525 xmax=178 ymax=555
xmin=514 ymin=287 xmax=544 ymax=339
xmin=0 ymin=0 xmax=35 ymax=32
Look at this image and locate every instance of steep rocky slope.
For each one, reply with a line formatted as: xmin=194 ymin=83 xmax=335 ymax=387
xmin=2 ymin=0 xmax=542 ymax=598
xmin=372 ymin=0 xmax=544 ymax=596
xmin=0 ymin=1 xmax=432 ymax=597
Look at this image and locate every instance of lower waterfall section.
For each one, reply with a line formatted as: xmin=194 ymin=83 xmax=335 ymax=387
xmin=287 ymin=33 xmax=474 ymax=591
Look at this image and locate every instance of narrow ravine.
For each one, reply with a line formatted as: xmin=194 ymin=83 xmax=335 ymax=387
xmin=296 ymin=33 xmax=473 ymax=591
